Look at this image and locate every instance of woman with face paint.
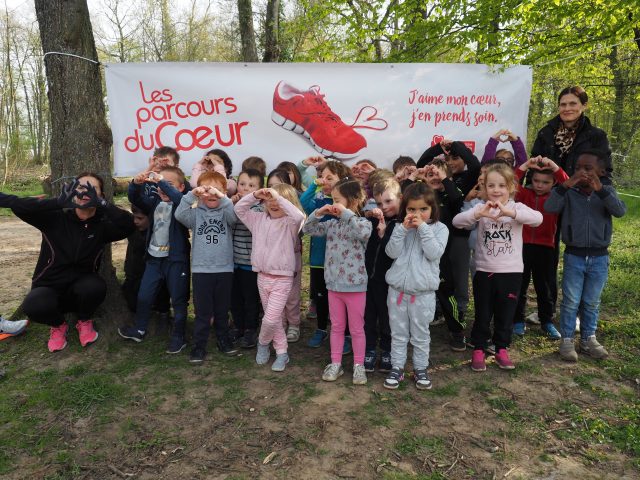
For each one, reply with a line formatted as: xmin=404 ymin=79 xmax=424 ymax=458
xmin=0 ymin=173 xmax=135 ymax=352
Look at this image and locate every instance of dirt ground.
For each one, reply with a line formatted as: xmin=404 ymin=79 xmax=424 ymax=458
xmin=1 ymin=214 xmax=638 ymax=480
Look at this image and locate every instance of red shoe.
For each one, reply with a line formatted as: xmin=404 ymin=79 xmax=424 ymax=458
xmin=48 ymin=323 xmax=68 ymax=352
xmin=76 ymin=320 xmax=99 ymax=347
xmin=495 ymin=348 xmax=515 ymax=370
xmin=471 ymin=349 xmax=486 ymax=372
xmin=272 ymin=81 xmax=367 ymax=158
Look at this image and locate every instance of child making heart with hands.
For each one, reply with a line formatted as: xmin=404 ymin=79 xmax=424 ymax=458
xmin=453 ymin=163 xmax=543 ymax=372
xmin=303 ymin=178 xmax=372 ymax=385
xmin=234 ymin=185 xmax=306 ymax=372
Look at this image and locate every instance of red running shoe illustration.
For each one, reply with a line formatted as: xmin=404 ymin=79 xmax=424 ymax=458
xmin=272 ymin=81 xmax=370 ymax=159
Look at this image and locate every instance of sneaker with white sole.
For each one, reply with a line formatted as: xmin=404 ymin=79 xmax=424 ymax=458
xmin=0 ymin=317 xmax=28 ymax=336
xmin=579 ymin=335 xmax=608 ymax=359
xmin=272 ymin=353 xmax=289 ymax=372
xmin=76 ymin=320 xmax=99 ymax=347
xmin=413 ymin=369 xmax=432 ymax=390
xmin=352 ymin=364 xmax=367 ymax=385
xmin=286 ymin=326 xmax=300 ymax=343
xmin=383 ymin=367 xmax=404 ymax=389
xmin=272 ymin=81 xmax=367 ymax=159
xmin=48 ymin=323 xmax=68 ymax=352
xmin=559 ymin=338 xmax=578 ymax=362
xmin=322 ymin=362 xmax=344 ymax=381
xmin=256 ymin=342 xmax=271 ymax=365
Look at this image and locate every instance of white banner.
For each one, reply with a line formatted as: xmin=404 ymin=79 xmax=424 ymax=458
xmin=105 ymin=63 xmax=532 ymax=176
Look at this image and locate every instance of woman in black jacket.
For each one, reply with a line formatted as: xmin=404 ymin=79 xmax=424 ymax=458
xmin=0 ymin=173 xmax=135 ymax=352
xmin=531 ymin=86 xmax=612 ymax=177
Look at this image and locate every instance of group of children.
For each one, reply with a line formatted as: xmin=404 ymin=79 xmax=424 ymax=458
xmin=117 ymin=133 xmax=626 ymax=389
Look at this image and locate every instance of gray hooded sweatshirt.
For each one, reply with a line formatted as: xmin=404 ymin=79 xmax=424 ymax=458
xmin=175 ymin=192 xmax=238 ymax=273
xmin=385 ymin=221 xmax=449 ymax=295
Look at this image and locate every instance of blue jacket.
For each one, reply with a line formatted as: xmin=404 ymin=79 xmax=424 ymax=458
xmin=128 ymin=180 xmax=190 ymax=262
xmin=300 ymin=183 xmax=332 ymax=267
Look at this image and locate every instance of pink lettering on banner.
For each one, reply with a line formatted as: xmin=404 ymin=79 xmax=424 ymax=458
xmin=407 ymin=89 xmax=503 ymax=130
xmin=124 ymin=81 xmax=248 ymax=153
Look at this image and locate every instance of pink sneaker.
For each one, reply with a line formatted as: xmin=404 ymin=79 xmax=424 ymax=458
xmin=471 ymin=349 xmax=486 ymax=372
xmin=76 ymin=320 xmax=99 ymax=347
xmin=495 ymin=348 xmax=515 ymax=370
xmin=272 ymin=81 xmax=367 ymax=158
xmin=48 ymin=323 xmax=68 ymax=352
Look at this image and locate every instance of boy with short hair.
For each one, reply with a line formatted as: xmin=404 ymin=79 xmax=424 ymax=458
xmin=230 ymin=169 xmax=265 ymax=348
xmin=145 ymin=146 xmax=181 ymax=198
xmin=363 ymin=176 xmax=401 ymax=372
xmin=513 ymin=156 xmax=569 ymax=338
xmin=120 ymin=166 xmax=191 ymax=353
xmin=175 ymin=171 xmax=238 ymax=362
xmin=545 ymin=149 xmax=626 ymax=361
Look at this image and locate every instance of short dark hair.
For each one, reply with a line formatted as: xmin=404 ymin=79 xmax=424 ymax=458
xmin=154 ymin=146 xmax=180 ymax=165
xmin=239 ymin=168 xmax=264 ymax=187
xmin=577 ymin=149 xmax=607 ymax=169
xmin=558 ymin=86 xmax=588 ymax=105
xmin=392 ymin=156 xmax=415 ymax=174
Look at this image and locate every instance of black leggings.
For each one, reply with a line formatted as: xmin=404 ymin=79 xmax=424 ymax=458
xmin=310 ymin=267 xmax=329 ymax=330
xmin=22 ymin=274 xmax=107 ymax=327
xmin=471 ymin=271 xmax=522 ymax=350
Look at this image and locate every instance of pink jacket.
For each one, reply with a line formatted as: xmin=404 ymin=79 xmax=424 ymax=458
xmin=234 ymin=194 xmax=305 ymax=276
xmin=452 ymin=200 xmax=542 ymax=273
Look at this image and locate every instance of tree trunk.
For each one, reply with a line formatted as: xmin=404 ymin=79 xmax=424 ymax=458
xmin=263 ymin=0 xmax=280 ymax=62
xmin=34 ymin=0 xmax=128 ymax=328
xmin=237 ymin=0 xmax=258 ymax=62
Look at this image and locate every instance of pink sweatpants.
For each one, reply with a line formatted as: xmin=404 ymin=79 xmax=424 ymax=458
xmin=328 ymin=290 xmax=366 ymax=365
xmin=257 ymin=273 xmax=293 ymax=354
xmin=283 ymin=267 xmax=302 ymax=329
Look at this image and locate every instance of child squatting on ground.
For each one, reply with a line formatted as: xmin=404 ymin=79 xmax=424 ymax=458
xmin=234 ymin=184 xmax=306 ymax=372
xmin=544 ymin=149 xmax=626 ymax=361
xmin=453 ymin=163 xmax=543 ymax=372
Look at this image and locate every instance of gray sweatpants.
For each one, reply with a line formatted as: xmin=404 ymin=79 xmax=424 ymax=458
xmin=387 ymin=287 xmax=435 ymax=371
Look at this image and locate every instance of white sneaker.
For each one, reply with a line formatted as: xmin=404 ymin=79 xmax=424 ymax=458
xmin=526 ymin=312 xmax=540 ymax=325
xmin=286 ymin=326 xmax=300 ymax=343
xmin=0 ymin=317 xmax=28 ymax=336
xmin=352 ymin=364 xmax=367 ymax=385
xmin=322 ymin=363 xmax=344 ymax=382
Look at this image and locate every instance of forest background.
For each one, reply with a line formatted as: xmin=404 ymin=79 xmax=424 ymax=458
xmin=0 ymin=1 xmax=639 ymax=479
xmin=0 ymin=0 xmax=639 ymax=186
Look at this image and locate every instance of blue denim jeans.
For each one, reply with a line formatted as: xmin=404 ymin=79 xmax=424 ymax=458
xmin=559 ymin=253 xmax=609 ymax=339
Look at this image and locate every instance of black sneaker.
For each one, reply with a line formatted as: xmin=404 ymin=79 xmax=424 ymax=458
xmin=237 ymin=329 xmax=257 ymax=349
xmin=228 ymin=327 xmax=242 ymax=343
xmin=383 ymin=367 xmax=404 ymax=390
xmin=449 ymin=333 xmax=467 ymax=352
xmin=166 ymin=336 xmax=187 ymax=354
xmin=118 ymin=326 xmax=145 ymax=343
xmin=364 ymin=350 xmax=377 ymax=372
xmin=379 ymin=351 xmax=392 ymax=373
xmin=189 ymin=347 xmax=206 ymax=364
xmin=217 ymin=337 xmax=238 ymax=356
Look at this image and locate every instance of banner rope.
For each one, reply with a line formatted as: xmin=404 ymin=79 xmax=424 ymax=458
xmin=43 ymin=51 xmax=102 ymax=66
